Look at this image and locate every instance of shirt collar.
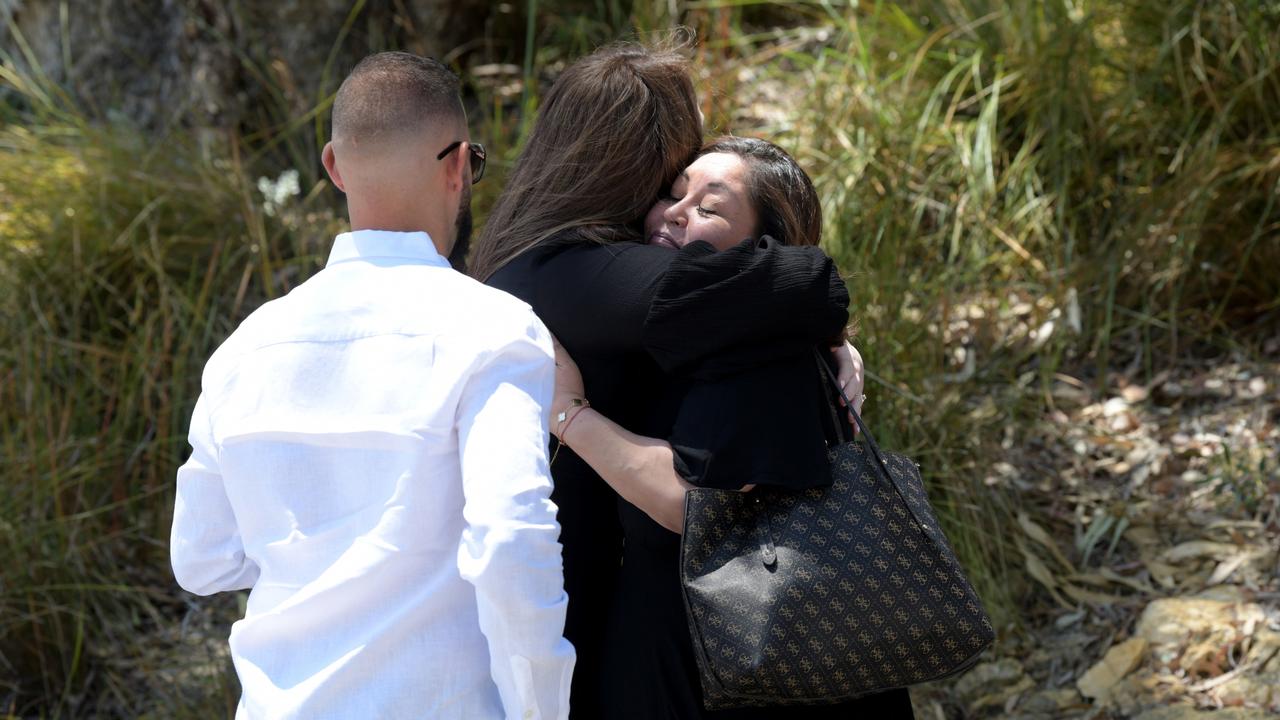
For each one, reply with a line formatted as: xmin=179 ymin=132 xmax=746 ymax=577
xmin=326 ymin=229 xmax=452 ymax=268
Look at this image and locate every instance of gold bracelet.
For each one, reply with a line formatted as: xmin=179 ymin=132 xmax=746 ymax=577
xmin=555 ymin=397 xmax=589 ymax=437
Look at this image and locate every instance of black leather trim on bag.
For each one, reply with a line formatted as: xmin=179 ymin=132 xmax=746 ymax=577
xmin=679 ymin=350 xmax=995 ymax=710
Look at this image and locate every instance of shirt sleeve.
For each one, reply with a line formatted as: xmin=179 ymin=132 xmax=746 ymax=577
xmin=454 ymin=312 xmax=576 ymax=720
xmin=170 ymin=392 xmax=260 ymax=595
xmin=643 ymin=235 xmax=850 ymax=379
xmin=523 ymin=237 xmax=848 ymax=380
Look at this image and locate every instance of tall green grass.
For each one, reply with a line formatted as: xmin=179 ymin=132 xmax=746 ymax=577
xmin=0 ymin=115 xmax=338 ymax=716
xmin=698 ymin=0 xmax=1280 ymax=622
xmin=3 ymin=0 xmax=1278 ymax=715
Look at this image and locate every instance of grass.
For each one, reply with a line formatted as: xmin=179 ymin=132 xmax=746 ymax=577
xmin=3 ymin=0 xmax=1279 ymax=715
xmin=710 ymin=0 xmax=1280 ymax=625
xmin=0 ymin=115 xmax=338 ymax=716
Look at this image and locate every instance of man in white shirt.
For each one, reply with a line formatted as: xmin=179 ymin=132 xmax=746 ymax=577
xmin=170 ymin=52 xmax=574 ymax=719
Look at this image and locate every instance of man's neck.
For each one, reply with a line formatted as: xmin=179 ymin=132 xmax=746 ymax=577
xmin=346 ymin=211 xmax=451 ymax=257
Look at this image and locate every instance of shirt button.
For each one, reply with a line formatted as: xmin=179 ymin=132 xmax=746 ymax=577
xmin=523 ymin=710 xmax=534 ymax=719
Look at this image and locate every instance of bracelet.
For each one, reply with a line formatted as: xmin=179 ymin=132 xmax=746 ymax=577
xmin=557 ymin=405 xmax=589 ymax=447
xmin=555 ymin=397 xmax=589 ymax=438
xmin=549 ymin=404 xmax=589 ymax=467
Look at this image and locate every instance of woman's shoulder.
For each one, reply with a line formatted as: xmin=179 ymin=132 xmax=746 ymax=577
xmin=491 ymin=238 xmax=676 ymax=296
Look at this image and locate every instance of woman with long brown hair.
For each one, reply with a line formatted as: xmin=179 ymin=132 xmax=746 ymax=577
xmin=471 ymin=43 xmax=910 ymax=718
xmin=549 ymin=137 xmax=916 ymax=719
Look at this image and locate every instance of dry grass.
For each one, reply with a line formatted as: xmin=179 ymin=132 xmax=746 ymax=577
xmin=2 ymin=0 xmax=1277 ymax=715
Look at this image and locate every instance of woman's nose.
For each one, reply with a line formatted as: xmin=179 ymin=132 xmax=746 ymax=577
xmin=663 ymin=200 xmax=686 ymax=226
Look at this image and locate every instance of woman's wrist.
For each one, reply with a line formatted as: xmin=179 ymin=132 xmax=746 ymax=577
xmin=553 ymin=398 xmax=591 ymax=442
xmin=558 ymin=406 xmax=592 ymax=445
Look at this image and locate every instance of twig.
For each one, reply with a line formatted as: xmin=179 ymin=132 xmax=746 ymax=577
xmin=1186 ymin=647 xmax=1280 ymax=694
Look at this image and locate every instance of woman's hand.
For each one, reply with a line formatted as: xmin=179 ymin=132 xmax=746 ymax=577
xmin=551 ymin=335 xmax=586 ymax=440
xmin=831 ymin=341 xmax=866 ymax=429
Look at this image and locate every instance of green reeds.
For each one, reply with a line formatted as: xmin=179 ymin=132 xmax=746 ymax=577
xmin=0 ymin=108 xmax=338 ymax=716
xmin=3 ymin=0 xmax=1278 ymax=714
xmin=711 ymin=0 xmax=1280 ymax=625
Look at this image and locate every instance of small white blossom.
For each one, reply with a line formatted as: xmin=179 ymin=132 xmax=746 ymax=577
xmin=258 ymin=169 xmax=301 ymax=217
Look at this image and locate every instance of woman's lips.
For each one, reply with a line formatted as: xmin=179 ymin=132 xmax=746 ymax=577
xmin=649 ymin=232 xmax=680 ymax=250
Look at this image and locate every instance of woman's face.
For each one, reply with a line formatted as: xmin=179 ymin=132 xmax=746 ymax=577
xmin=645 ymin=153 xmax=759 ymax=252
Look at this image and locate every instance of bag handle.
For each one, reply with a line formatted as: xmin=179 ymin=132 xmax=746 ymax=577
xmin=811 ymin=349 xmax=896 ymax=481
xmin=813 ymin=348 xmax=946 ymax=544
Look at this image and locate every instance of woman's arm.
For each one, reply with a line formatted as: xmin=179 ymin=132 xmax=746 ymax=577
xmin=549 ymin=339 xmax=864 ymax=534
xmin=557 ymin=408 xmax=692 ymax=534
xmin=526 ymin=237 xmax=848 ymax=373
xmin=549 ymin=338 xmax=690 ymax=533
xmin=643 ymin=236 xmax=850 ymax=379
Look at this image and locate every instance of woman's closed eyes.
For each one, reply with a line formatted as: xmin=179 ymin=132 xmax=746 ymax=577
xmin=645 ymin=153 xmax=759 ymax=251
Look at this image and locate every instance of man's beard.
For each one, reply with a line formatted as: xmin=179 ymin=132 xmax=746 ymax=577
xmin=448 ymin=184 xmax=473 ymax=272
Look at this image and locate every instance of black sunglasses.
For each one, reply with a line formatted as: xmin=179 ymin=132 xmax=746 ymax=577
xmin=436 ymin=141 xmax=486 ymax=184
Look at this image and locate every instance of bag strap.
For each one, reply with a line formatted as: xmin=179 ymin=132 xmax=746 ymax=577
xmin=811 ymin=348 xmax=895 ymax=477
xmin=813 ymin=348 xmax=948 ymax=543
xmin=813 ymin=352 xmax=849 ymax=444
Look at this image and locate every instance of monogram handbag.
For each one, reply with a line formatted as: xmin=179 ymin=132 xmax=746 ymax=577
xmin=678 ymin=352 xmax=995 ymax=709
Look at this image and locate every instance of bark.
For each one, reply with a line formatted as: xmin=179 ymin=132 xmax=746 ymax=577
xmin=0 ymin=0 xmax=494 ymax=130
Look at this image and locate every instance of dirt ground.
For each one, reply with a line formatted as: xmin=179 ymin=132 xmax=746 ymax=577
xmin=911 ymin=355 xmax=1280 ymax=719
xmin=153 ymin=355 xmax=1278 ymax=719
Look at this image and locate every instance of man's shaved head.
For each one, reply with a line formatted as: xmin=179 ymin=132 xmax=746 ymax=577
xmin=331 ymin=52 xmax=465 ymax=150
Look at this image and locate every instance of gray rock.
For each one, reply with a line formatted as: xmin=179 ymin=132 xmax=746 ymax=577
xmin=1 ymin=0 xmax=494 ymax=130
xmin=1132 ymin=707 xmax=1274 ymax=720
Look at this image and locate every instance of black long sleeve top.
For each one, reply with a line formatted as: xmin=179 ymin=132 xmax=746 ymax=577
xmin=486 ymin=234 xmax=849 ymax=717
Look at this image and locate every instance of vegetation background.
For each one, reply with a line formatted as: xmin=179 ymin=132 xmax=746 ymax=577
xmin=1 ymin=0 xmax=1277 ymax=718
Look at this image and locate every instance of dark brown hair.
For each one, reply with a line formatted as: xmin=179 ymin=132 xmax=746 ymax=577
xmin=469 ymin=40 xmax=703 ymax=281
xmin=332 ymin=52 xmax=465 ymax=147
xmin=699 ymin=136 xmax=822 ymax=247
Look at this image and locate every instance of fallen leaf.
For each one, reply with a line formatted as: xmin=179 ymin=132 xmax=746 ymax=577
xmin=1139 ymin=557 xmax=1179 ymax=588
xmin=1062 ymin=583 xmax=1128 ymax=606
xmin=1019 ymin=512 xmax=1075 ymax=569
xmin=1022 ymin=544 xmax=1071 ymax=608
xmin=1206 ymin=550 xmax=1265 ymax=585
xmin=1077 ymin=637 xmax=1149 ymax=700
xmin=1099 ymin=567 xmax=1159 ymax=595
xmin=1162 ymin=541 xmax=1239 ymax=563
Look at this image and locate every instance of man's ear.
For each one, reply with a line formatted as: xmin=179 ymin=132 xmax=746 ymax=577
xmin=447 ymin=142 xmax=471 ymax=192
xmin=321 ymin=142 xmax=346 ymax=193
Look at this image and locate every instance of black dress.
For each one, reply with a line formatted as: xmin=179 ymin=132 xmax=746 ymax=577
xmin=487 ymin=236 xmax=913 ymax=719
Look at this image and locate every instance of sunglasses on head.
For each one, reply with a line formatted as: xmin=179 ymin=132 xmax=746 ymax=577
xmin=436 ymin=141 xmax=486 ymax=184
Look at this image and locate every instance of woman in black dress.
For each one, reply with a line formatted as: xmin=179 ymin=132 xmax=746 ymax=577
xmin=469 ymin=43 xmax=912 ymax=719
xmin=550 ymin=137 xmax=915 ymax=719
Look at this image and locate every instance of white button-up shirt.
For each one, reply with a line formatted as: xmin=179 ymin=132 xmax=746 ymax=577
xmin=171 ymin=229 xmax=574 ymax=720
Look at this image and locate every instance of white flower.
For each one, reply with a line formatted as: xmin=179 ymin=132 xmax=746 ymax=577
xmin=258 ymin=169 xmax=301 ymax=217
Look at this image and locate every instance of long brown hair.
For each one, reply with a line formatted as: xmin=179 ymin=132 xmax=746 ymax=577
xmin=699 ymin=136 xmax=822 ymax=247
xmin=469 ymin=40 xmax=703 ymax=281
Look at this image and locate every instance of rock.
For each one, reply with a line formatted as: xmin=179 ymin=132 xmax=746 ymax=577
xmin=954 ymin=658 xmax=1025 ymax=702
xmin=955 ymin=658 xmax=1034 ymax=715
xmin=968 ymin=675 xmax=1034 ymax=715
xmin=1132 ymin=707 xmax=1274 ymax=720
xmin=1105 ymin=670 xmax=1180 ymax=716
xmin=1134 ymin=595 xmax=1279 ymax=711
xmin=1217 ymin=669 xmax=1280 ymax=709
xmin=1135 ymin=597 xmax=1267 ymax=658
xmin=1076 ymin=637 xmax=1148 ymax=700
xmin=1121 ymin=384 xmax=1150 ymax=403
xmin=1 ymin=0 xmax=496 ymax=131
xmin=1016 ymin=687 xmax=1081 ymax=714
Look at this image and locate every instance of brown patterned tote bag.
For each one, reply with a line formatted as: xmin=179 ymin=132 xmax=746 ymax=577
xmin=679 ymin=352 xmax=995 ymax=710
